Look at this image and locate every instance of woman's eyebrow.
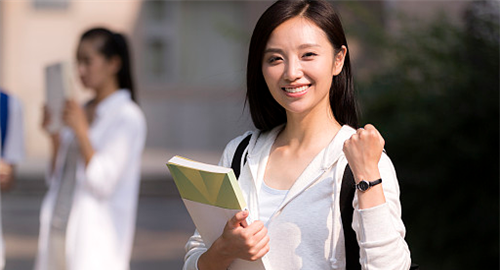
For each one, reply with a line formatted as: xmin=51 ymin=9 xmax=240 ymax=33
xmin=264 ymin=43 xmax=321 ymax=54
xmin=264 ymin=47 xmax=283 ymax=54
xmin=298 ymin=43 xmax=321 ymax=49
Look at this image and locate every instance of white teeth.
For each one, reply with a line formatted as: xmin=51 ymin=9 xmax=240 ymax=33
xmin=284 ymin=85 xmax=308 ymax=93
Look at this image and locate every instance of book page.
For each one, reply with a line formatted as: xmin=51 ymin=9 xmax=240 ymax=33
xmin=168 ymin=155 xmax=232 ymax=174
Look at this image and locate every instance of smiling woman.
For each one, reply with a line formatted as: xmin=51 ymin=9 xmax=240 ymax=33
xmin=183 ymin=1 xmax=412 ymax=269
xmin=262 ymin=17 xmax=345 ymax=120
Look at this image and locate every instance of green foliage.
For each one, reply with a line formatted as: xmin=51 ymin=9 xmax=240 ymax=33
xmin=354 ymin=2 xmax=499 ymax=269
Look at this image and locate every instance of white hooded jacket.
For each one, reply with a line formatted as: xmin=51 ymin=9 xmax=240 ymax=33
xmin=184 ymin=125 xmax=411 ymax=270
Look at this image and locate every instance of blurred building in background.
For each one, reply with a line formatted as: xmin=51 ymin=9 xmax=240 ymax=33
xmin=0 ymin=1 xmax=268 ymax=179
xmin=0 ymin=0 xmax=469 ymax=178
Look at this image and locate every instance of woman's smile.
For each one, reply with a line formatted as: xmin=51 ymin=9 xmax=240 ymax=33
xmin=282 ymin=84 xmax=311 ymax=97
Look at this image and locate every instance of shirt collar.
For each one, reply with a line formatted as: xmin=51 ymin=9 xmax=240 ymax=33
xmin=321 ymin=125 xmax=356 ymax=169
xmin=248 ymin=124 xmax=355 ymax=170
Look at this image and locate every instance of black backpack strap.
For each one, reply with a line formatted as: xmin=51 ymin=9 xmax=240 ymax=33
xmin=340 ymin=164 xmax=361 ymax=270
xmin=230 ymin=134 xmax=251 ymax=179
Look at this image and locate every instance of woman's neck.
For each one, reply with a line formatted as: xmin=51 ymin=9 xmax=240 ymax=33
xmin=94 ymin=79 xmax=119 ymax=104
xmin=278 ymin=108 xmax=342 ymax=150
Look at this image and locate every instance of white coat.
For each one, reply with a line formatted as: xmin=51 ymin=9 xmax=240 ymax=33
xmin=184 ymin=125 xmax=411 ymax=270
xmin=35 ymin=90 xmax=146 ymax=270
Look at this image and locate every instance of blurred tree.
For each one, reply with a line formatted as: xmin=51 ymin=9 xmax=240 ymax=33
xmin=352 ymin=1 xmax=499 ymax=269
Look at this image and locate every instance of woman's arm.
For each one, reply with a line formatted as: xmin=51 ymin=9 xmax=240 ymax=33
xmin=353 ymin=153 xmax=411 ymax=269
xmin=62 ymin=100 xmax=94 ymax=165
xmin=41 ymin=105 xmax=60 ymax=177
xmin=344 ymin=124 xmax=411 ymax=269
xmin=84 ymin=112 xmax=145 ymax=199
xmin=343 ymin=124 xmax=386 ymax=209
xmin=62 ymin=99 xmax=146 ymax=198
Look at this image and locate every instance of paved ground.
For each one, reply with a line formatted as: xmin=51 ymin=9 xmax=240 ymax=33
xmin=1 ymin=179 xmax=196 ymax=270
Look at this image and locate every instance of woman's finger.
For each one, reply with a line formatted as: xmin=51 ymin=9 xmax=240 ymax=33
xmin=227 ymin=210 xmax=249 ymax=229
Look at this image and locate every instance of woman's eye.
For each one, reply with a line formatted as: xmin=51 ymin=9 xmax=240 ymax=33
xmin=268 ymin=56 xmax=283 ymax=63
xmin=78 ymin=57 xmax=91 ymax=65
xmin=303 ymin=52 xmax=317 ymax=58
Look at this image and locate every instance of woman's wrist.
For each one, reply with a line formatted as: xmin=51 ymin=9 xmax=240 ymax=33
xmin=198 ymin=238 xmax=234 ymax=270
xmin=73 ymin=121 xmax=89 ymax=140
xmin=354 ymin=166 xmax=385 ymax=209
xmin=353 ymin=165 xmax=380 ymax=184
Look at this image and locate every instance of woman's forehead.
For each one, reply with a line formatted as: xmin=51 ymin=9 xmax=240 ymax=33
xmin=266 ymin=17 xmax=330 ymax=50
xmin=79 ymin=37 xmax=105 ymax=53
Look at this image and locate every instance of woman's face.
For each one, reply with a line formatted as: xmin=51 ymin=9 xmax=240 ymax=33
xmin=76 ymin=38 xmax=117 ymax=91
xmin=262 ymin=17 xmax=345 ymax=117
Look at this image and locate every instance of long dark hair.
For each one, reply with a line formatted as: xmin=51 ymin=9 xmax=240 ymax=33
xmin=246 ymin=0 xmax=358 ymax=131
xmin=79 ymin=27 xmax=136 ymax=102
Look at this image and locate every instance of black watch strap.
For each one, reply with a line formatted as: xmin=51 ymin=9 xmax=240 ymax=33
xmin=355 ymin=178 xmax=382 ymax=192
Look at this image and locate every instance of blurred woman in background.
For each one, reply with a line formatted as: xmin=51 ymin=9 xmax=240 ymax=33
xmin=37 ymin=27 xmax=146 ymax=270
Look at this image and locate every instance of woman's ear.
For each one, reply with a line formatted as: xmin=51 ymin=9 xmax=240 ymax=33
xmin=332 ymin=45 xmax=347 ymax=76
xmin=109 ymin=55 xmax=122 ymax=75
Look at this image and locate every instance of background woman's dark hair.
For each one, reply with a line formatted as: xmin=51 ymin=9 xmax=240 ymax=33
xmin=80 ymin=27 xmax=136 ymax=102
xmin=246 ymin=0 xmax=358 ymax=131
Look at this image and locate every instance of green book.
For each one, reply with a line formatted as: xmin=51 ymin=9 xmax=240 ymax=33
xmin=167 ymin=155 xmax=246 ymax=211
xmin=166 ymin=155 xmax=271 ymax=270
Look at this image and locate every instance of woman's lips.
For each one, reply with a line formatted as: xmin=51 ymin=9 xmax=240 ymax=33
xmin=281 ymin=84 xmax=311 ymax=97
xmin=282 ymin=85 xmax=309 ymax=93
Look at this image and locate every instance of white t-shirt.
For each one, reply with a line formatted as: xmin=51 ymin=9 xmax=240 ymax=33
xmin=258 ymin=181 xmax=288 ymax=225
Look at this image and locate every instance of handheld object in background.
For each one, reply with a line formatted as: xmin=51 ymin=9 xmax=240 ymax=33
xmin=45 ymin=62 xmax=74 ymax=133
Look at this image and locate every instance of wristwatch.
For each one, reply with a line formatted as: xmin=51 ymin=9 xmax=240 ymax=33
xmin=355 ymin=178 xmax=382 ymax=192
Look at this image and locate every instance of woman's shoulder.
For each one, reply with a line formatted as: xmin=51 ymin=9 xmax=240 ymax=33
xmin=224 ymin=131 xmax=255 ymax=154
xmin=115 ymin=99 xmax=145 ymax=123
xmin=219 ymin=130 xmax=259 ymax=167
xmin=219 ymin=125 xmax=283 ymax=167
xmin=340 ymin=124 xmax=356 ymax=137
xmin=223 ymin=125 xmax=283 ymax=154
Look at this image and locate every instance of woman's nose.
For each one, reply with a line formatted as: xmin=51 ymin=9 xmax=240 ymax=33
xmin=284 ymin=59 xmax=303 ymax=82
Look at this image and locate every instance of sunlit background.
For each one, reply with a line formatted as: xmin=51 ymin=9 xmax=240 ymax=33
xmin=0 ymin=0 xmax=498 ymax=269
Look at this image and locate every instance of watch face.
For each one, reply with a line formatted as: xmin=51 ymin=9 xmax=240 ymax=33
xmin=357 ymin=181 xmax=369 ymax=191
